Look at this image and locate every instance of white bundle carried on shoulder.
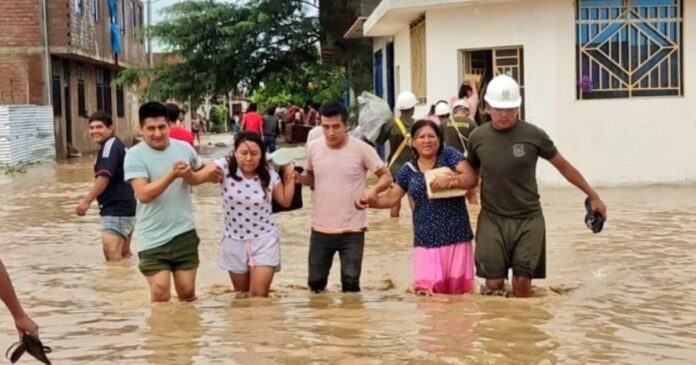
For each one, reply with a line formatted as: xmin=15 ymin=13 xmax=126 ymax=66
xmin=353 ymin=91 xmax=392 ymax=143
xmin=424 ymin=167 xmax=467 ymax=200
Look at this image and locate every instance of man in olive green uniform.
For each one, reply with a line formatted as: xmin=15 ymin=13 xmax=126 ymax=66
xmin=442 ymin=99 xmax=479 ymax=205
xmin=442 ymin=99 xmax=478 ymax=156
xmin=376 ymin=91 xmax=418 ymax=218
xmin=467 ymin=75 xmax=607 ymax=297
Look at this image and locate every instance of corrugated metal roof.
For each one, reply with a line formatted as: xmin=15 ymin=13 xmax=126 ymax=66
xmin=0 ymin=105 xmax=56 ymax=166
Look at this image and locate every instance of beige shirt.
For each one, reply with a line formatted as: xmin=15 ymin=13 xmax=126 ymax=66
xmin=306 ymin=137 xmax=384 ymax=233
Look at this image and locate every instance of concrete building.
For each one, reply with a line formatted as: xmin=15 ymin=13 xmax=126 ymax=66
xmin=363 ymin=0 xmax=696 ymax=186
xmin=0 ymin=0 xmax=147 ymax=157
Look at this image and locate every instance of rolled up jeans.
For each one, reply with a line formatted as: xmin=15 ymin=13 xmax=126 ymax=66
xmin=308 ymin=231 xmax=365 ymax=292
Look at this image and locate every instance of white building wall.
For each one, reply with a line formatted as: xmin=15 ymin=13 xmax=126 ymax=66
xmin=417 ymin=0 xmax=696 ymax=186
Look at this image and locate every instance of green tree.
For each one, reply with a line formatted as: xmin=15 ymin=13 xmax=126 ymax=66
xmin=116 ymin=0 xmax=320 ymax=103
xmin=209 ymin=105 xmax=228 ymax=133
xmin=251 ymin=64 xmax=346 ymax=111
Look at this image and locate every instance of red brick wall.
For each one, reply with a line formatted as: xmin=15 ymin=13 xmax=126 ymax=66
xmin=47 ymin=0 xmax=70 ymax=47
xmin=0 ymin=0 xmax=42 ymax=47
xmin=0 ymin=54 xmax=44 ymax=105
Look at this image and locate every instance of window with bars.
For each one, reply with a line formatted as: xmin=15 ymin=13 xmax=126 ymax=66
xmin=137 ymin=4 xmax=144 ymax=44
xmin=120 ymin=0 xmax=126 ymax=35
xmin=77 ymin=64 xmax=87 ymax=117
xmin=576 ymin=0 xmax=683 ymax=99
xmin=93 ymin=0 xmax=100 ymax=22
xmin=52 ymin=59 xmax=62 ymax=117
xmin=116 ymin=86 xmax=125 ymax=118
xmin=74 ymin=0 xmax=83 ymax=14
xmin=96 ymin=68 xmax=113 ymax=115
xmin=131 ymin=1 xmax=137 ymax=38
xmin=410 ymin=17 xmax=426 ymax=104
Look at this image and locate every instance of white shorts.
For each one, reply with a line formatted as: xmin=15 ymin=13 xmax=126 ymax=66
xmin=219 ymin=232 xmax=281 ymax=274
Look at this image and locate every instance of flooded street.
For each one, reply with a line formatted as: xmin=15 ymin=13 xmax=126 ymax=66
xmin=1 ymin=139 xmax=695 ymax=364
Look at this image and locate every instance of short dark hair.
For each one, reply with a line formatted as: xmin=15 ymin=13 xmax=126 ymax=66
xmin=248 ymin=103 xmax=257 ymax=112
xmin=165 ymin=103 xmax=180 ymax=123
xmin=319 ymin=101 xmax=348 ymax=124
xmin=139 ymin=102 xmax=169 ymax=126
xmin=458 ymin=84 xmax=473 ymax=99
xmin=88 ymin=111 xmax=113 ymax=127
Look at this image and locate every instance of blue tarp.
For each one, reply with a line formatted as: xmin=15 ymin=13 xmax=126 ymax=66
xmin=109 ymin=0 xmax=121 ymax=55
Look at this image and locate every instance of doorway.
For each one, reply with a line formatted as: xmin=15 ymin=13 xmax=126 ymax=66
xmin=460 ymin=47 xmax=525 ymax=119
xmin=63 ymin=59 xmax=73 ymax=146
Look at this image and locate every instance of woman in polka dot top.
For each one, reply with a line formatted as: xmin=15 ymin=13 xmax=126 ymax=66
xmin=362 ymin=120 xmax=478 ymax=294
xmin=213 ymin=131 xmax=297 ymax=297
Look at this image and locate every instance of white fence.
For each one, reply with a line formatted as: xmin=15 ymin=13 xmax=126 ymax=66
xmin=0 ymin=105 xmax=55 ymax=166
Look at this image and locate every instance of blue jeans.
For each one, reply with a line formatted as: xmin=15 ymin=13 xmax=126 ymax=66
xmin=264 ymin=135 xmax=277 ymax=153
xmin=308 ymin=231 xmax=365 ymax=292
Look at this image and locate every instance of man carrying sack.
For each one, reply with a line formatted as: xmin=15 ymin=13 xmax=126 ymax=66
xmin=376 ymin=91 xmax=418 ymax=218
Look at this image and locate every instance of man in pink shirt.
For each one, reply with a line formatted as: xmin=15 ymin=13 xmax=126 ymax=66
xmin=241 ymin=103 xmax=264 ymax=136
xmin=298 ymin=101 xmax=392 ymax=293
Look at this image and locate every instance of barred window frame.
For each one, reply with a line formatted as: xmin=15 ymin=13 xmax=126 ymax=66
xmin=410 ymin=16 xmax=427 ymax=105
xmin=575 ymin=0 xmax=683 ymax=100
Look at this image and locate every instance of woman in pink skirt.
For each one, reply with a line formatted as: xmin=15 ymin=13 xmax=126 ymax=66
xmin=364 ymin=119 xmax=478 ymax=294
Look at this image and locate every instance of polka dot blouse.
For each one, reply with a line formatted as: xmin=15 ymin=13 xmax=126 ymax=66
xmin=214 ymin=158 xmax=281 ymax=241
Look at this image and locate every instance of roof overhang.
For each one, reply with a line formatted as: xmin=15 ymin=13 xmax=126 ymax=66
xmin=344 ymin=16 xmax=368 ymax=39
xmin=363 ymin=0 xmax=519 ymax=37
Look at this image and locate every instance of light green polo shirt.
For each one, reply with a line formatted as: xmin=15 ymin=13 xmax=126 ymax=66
xmin=124 ymin=139 xmax=202 ymax=252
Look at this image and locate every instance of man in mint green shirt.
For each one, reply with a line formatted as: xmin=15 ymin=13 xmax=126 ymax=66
xmin=125 ymin=101 xmax=222 ymax=303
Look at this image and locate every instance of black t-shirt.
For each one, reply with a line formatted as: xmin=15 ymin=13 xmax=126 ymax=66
xmin=95 ymin=136 xmax=136 ymax=216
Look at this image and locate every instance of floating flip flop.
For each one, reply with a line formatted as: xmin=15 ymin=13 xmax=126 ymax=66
xmin=269 ymin=147 xmax=306 ymax=166
xmin=584 ymin=197 xmax=605 ymax=234
xmin=6 ymin=333 xmax=52 ymax=365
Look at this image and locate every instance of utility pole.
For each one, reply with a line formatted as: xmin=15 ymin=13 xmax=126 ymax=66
xmin=147 ymin=0 xmax=153 ymax=68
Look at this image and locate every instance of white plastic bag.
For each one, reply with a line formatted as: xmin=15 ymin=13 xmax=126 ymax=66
xmin=355 ymin=92 xmax=392 ymax=143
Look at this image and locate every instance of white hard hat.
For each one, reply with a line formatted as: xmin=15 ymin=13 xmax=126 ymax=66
xmin=452 ymin=99 xmax=470 ymax=111
xmin=434 ymin=102 xmax=451 ymax=116
xmin=484 ymin=75 xmax=522 ymax=109
xmin=396 ymin=91 xmax=418 ymax=110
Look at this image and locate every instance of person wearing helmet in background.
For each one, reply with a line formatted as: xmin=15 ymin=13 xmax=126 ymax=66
xmin=466 ymin=75 xmax=607 ymax=298
xmin=376 ymin=91 xmax=418 ymax=218
xmin=443 ymin=99 xmax=477 ymax=155
xmin=427 ymin=100 xmax=448 ymax=126
xmin=442 ymin=99 xmax=479 ymax=205
xmin=434 ymin=102 xmax=451 ymax=126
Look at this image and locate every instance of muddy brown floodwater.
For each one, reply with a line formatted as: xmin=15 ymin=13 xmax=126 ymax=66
xmin=0 ymin=140 xmax=695 ymax=364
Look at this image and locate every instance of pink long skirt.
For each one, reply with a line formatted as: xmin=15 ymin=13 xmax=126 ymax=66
xmin=413 ymin=242 xmax=475 ymax=294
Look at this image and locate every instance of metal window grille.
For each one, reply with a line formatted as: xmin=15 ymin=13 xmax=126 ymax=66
xmin=96 ymin=68 xmax=104 ymax=111
xmin=410 ymin=17 xmax=426 ymax=104
xmin=51 ymin=59 xmax=62 ymax=117
xmin=93 ymin=0 xmax=99 ymax=22
xmin=77 ymin=65 xmax=87 ymax=117
xmin=576 ymin=0 xmax=683 ymax=99
xmin=116 ymin=86 xmax=125 ymax=118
